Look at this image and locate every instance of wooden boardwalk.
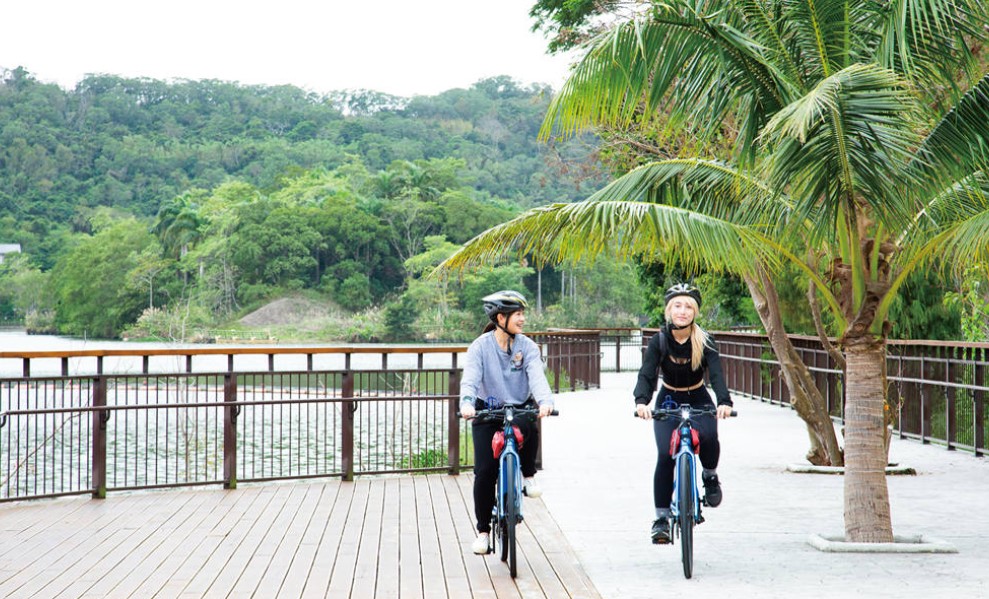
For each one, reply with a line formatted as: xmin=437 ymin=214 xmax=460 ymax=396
xmin=0 ymin=475 xmax=600 ymax=598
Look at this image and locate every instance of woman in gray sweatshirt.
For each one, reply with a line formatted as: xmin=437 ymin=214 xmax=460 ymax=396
xmin=459 ymin=290 xmax=554 ymax=555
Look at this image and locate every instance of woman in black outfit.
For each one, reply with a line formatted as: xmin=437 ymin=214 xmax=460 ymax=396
xmin=633 ymin=283 xmax=734 ymax=544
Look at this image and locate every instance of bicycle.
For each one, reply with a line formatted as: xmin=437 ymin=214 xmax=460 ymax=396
xmin=645 ymin=401 xmax=736 ymax=579
xmin=465 ymin=404 xmax=557 ymax=578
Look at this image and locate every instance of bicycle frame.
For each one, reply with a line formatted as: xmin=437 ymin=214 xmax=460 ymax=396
xmin=652 ymin=402 xmax=718 ymax=579
xmin=494 ymin=406 xmax=525 ymax=540
xmin=668 ymin=406 xmax=703 ymax=531
xmin=472 ymin=404 xmax=538 ymax=578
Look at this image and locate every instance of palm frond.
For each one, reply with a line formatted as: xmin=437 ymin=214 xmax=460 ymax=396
xmin=436 ymin=200 xmax=778 ymax=278
xmin=581 ymin=158 xmax=793 ymax=231
xmin=539 ymin=4 xmax=790 ymax=153
xmin=872 ymin=0 xmax=989 ymax=93
xmin=909 ymin=72 xmax=989 ymax=192
xmin=762 ymin=63 xmax=921 ymax=236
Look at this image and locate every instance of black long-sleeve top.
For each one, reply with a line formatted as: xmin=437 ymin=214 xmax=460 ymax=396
xmin=633 ymin=324 xmax=732 ymax=407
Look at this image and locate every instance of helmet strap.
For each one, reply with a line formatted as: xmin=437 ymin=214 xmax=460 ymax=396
xmin=494 ymin=312 xmax=517 ymax=348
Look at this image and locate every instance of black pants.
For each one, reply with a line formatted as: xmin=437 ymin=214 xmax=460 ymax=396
xmin=652 ymin=387 xmax=720 ymax=509
xmin=472 ymin=413 xmax=539 ymax=533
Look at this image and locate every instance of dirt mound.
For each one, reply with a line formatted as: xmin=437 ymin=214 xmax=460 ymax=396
xmin=239 ymin=296 xmax=337 ymax=328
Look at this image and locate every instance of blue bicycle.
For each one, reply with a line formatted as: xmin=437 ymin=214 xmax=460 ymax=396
xmin=469 ymin=404 xmax=556 ymax=578
xmin=650 ymin=402 xmax=735 ymax=579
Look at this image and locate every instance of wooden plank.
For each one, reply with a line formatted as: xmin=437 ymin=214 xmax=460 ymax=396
xmin=227 ymin=483 xmax=309 ymax=598
xmin=251 ymin=482 xmax=325 ymax=596
xmin=373 ymin=478 xmax=401 ymax=599
xmin=399 ymin=476 xmax=424 ymax=599
xmin=415 ymin=476 xmax=447 ymax=599
xmin=0 ymin=475 xmax=602 ymax=599
xmin=277 ymin=482 xmax=340 ymax=598
xmin=0 ymin=490 xmax=189 ymax=598
xmin=75 ymin=489 xmax=214 ymax=598
xmin=426 ymin=474 xmax=472 ymax=598
xmin=522 ymin=499 xmax=601 ymax=599
xmin=166 ymin=485 xmax=280 ymax=597
xmin=204 ymin=483 xmax=298 ymax=597
xmin=513 ymin=509 xmax=568 ymax=599
xmin=323 ymin=479 xmax=371 ymax=598
xmin=298 ymin=480 xmax=355 ymax=598
xmin=448 ymin=473 xmax=514 ymax=599
xmin=103 ymin=489 xmax=240 ymax=598
xmin=350 ymin=478 xmax=385 ymax=599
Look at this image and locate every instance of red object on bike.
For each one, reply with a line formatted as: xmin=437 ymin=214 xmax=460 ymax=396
xmin=492 ymin=426 xmax=524 ymax=458
xmin=670 ymin=429 xmax=700 ymax=456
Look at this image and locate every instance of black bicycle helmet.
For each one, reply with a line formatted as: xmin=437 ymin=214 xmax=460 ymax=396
xmin=482 ymin=290 xmax=529 ymax=320
xmin=664 ymin=283 xmax=702 ymax=308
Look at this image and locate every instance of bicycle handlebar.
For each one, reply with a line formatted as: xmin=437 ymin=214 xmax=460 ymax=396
xmin=633 ymin=404 xmax=738 ymax=419
xmin=458 ymin=406 xmax=559 ymax=420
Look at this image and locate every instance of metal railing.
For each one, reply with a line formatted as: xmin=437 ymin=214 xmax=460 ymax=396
xmin=712 ymin=332 xmax=989 ymax=457
xmin=1 ymin=346 xmax=469 ymax=502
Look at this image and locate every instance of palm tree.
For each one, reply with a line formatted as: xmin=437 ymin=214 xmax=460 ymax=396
xmin=441 ymin=0 xmax=989 ymax=542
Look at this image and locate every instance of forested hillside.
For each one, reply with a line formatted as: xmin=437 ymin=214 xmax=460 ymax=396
xmin=0 ymin=67 xmax=645 ymax=340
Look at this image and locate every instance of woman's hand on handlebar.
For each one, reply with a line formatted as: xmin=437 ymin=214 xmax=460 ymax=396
xmin=460 ymin=404 xmax=476 ymax=419
xmin=635 ymin=403 xmax=652 ymax=420
xmin=538 ymin=403 xmax=554 ymax=418
xmin=716 ymin=404 xmax=734 ymax=420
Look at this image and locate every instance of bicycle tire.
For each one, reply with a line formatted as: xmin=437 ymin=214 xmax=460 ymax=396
xmin=505 ymin=455 xmax=519 ymax=578
xmin=677 ymin=452 xmax=694 ymax=579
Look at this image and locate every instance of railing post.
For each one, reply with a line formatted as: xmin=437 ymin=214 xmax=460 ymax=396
xmin=975 ymin=357 xmax=985 ymax=456
xmin=448 ymin=368 xmax=461 ymax=475
xmin=615 ymin=335 xmax=622 ymax=373
xmin=947 ymin=350 xmax=957 ymax=451
xmin=341 ymin=371 xmax=355 ymax=481
xmin=91 ymin=376 xmax=107 ymax=499
xmin=223 ymin=373 xmax=238 ymax=489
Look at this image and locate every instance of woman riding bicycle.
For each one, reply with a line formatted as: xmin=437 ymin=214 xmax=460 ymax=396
xmin=460 ymin=290 xmax=555 ymax=555
xmin=634 ymin=283 xmax=733 ymax=544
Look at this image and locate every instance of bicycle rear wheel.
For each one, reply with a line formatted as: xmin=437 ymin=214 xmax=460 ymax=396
xmin=677 ymin=453 xmax=694 ymax=579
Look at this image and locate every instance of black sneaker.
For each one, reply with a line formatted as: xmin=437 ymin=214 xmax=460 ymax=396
xmin=702 ymin=472 xmax=722 ymax=507
xmin=650 ymin=517 xmax=671 ymax=544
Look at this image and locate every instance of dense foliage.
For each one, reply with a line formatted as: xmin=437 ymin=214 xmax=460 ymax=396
xmin=0 ymin=67 xmax=641 ymax=339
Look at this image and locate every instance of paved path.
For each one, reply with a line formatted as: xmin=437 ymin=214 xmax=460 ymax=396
xmin=539 ymin=372 xmax=989 ymax=598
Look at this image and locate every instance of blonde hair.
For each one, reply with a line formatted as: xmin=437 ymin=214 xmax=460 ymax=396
xmin=664 ymin=296 xmax=709 ymax=370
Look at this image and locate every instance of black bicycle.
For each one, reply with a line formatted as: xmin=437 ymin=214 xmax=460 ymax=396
xmin=647 ymin=403 xmax=735 ymax=579
xmin=467 ymin=404 xmax=557 ymax=578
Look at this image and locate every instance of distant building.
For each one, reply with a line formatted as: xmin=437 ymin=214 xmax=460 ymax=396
xmin=0 ymin=243 xmax=21 ymax=264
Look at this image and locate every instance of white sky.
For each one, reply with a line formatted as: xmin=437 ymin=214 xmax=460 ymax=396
xmin=1 ymin=0 xmax=576 ymax=98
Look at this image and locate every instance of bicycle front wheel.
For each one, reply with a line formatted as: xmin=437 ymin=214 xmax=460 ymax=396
xmin=504 ymin=456 xmax=519 ymax=578
xmin=677 ymin=452 xmax=694 ymax=579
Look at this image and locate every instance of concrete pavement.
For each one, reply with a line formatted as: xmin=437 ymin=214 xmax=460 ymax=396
xmin=538 ymin=372 xmax=989 ymax=598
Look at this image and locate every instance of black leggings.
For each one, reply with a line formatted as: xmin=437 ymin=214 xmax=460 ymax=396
xmin=472 ymin=415 xmax=539 ymax=533
xmin=652 ymin=387 xmax=720 ymax=509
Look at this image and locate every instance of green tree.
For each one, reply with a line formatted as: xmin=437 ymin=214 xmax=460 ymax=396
xmin=448 ymin=0 xmax=989 ymax=543
xmin=52 ymin=219 xmax=154 ymax=338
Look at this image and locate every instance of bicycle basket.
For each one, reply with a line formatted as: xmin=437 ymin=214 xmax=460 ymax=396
xmin=492 ymin=426 xmax=524 ymax=458
xmin=669 ymin=429 xmax=700 ymax=456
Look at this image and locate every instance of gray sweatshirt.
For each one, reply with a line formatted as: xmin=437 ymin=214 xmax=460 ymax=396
xmin=459 ymin=332 xmax=554 ymax=410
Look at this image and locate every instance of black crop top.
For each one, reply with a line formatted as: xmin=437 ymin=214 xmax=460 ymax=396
xmin=633 ymin=325 xmax=732 ymax=407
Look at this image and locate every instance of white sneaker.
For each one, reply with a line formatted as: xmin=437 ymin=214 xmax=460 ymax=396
xmin=471 ymin=532 xmax=490 ymax=555
xmin=523 ymin=477 xmax=542 ymax=498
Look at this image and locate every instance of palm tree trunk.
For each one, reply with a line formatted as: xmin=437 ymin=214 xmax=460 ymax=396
xmin=745 ymin=272 xmax=844 ymax=466
xmin=843 ymin=337 xmax=894 ymax=542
